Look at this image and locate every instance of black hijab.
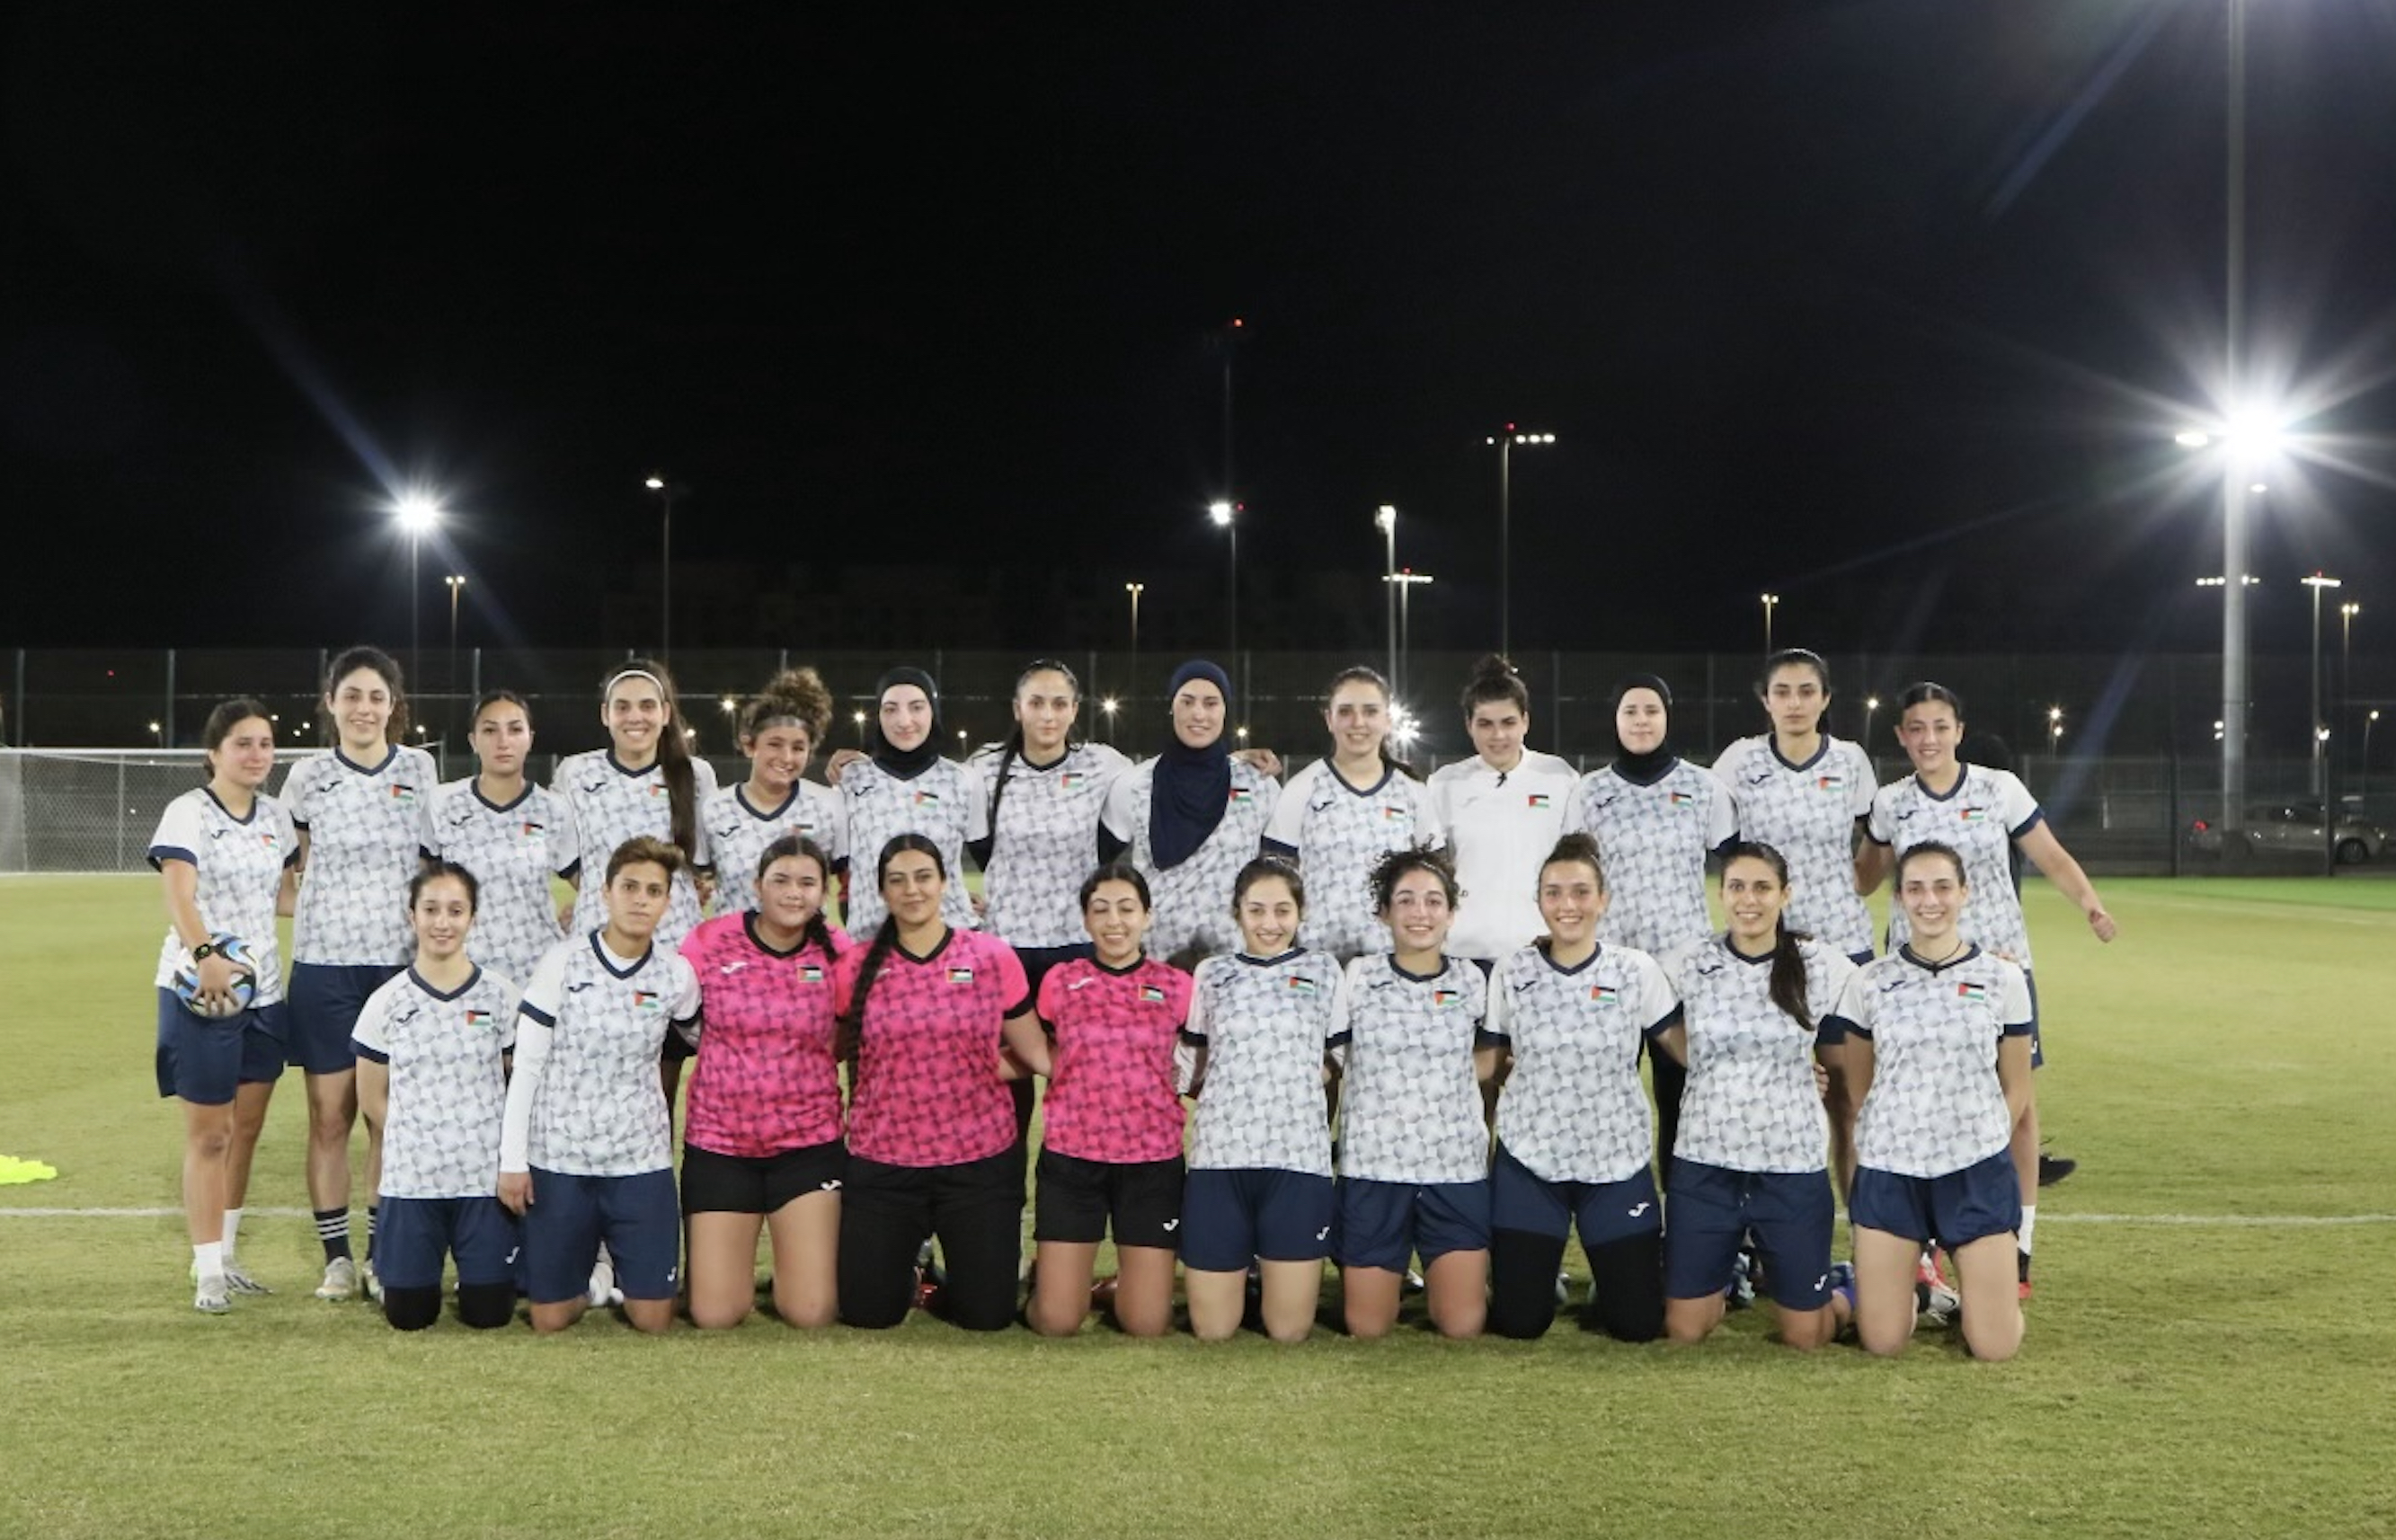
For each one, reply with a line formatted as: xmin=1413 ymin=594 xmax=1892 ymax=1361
xmin=1150 ymin=659 xmax=1234 ymax=870
xmin=869 ymin=667 xmax=943 ymax=779
xmin=1610 ymin=673 xmax=1678 ymax=786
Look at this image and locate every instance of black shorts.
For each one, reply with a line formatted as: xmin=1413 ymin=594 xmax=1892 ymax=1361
xmin=681 ymin=1139 xmax=847 ymax=1216
xmin=1034 ymin=1147 xmax=1184 ymax=1250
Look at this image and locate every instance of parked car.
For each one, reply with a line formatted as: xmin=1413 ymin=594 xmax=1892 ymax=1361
xmin=2186 ymin=803 xmax=2391 ymax=864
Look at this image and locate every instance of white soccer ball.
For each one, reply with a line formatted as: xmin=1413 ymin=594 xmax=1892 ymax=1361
xmin=173 ymin=934 xmax=261 ymax=1019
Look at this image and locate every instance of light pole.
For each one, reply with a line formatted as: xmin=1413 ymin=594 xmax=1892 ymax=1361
xmin=1375 ymin=506 xmax=1398 ymax=686
xmin=395 ymin=496 xmax=441 ymax=696
xmin=2341 ymin=601 xmax=2360 ymax=770
xmin=1209 ymin=501 xmax=1238 ymax=665
xmin=1485 ymin=428 xmax=1555 ymax=658
xmin=2047 ymin=704 xmax=2063 ymax=758
xmin=1863 ymin=695 xmax=1881 ymax=769
xmin=2304 ymin=572 xmax=2343 ymax=800
xmin=1387 ymin=570 xmax=1434 ymax=701
xmin=444 ymin=575 xmax=466 ymax=733
xmin=1761 ymin=593 xmax=1779 ymax=657
xmin=644 ymin=474 xmax=684 ymax=657
xmin=2365 ymin=710 xmax=2380 ymax=808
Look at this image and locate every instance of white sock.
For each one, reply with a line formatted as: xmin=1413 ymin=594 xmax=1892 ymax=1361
xmin=193 ymin=1241 xmax=226 ymax=1286
xmin=222 ymin=1208 xmax=244 ymax=1259
xmin=2019 ymin=1205 xmax=2037 ymax=1254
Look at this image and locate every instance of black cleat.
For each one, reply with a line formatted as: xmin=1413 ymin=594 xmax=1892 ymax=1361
xmin=2037 ymin=1154 xmax=2077 ymax=1187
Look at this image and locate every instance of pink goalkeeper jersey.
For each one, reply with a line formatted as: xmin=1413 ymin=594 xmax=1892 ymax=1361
xmin=680 ymin=913 xmax=852 ymax=1159
xmin=833 ymin=928 xmax=1030 ymax=1167
xmin=1036 ymin=957 xmax=1194 ymax=1164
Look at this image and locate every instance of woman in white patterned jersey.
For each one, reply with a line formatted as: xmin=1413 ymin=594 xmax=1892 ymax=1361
xmin=1481 ymin=834 xmax=1674 ymax=1342
xmin=1857 ymin=682 xmax=2116 ymax=1300
xmin=552 ymin=659 xmax=719 ymax=1118
xmin=699 ymin=668 xmax=844 ymax=921
xmin=832 ymin=668 xmax=988 ymax=940
xmin=1708 ymin=649 xmax=1876 ymax=1192
xmin=148 ymin=698 xmax=298 ymax=1313
xmin=1179 ymin=857 xmax=1345 ymax=1344
xmin=1654 ymin=843 xmax=1859 ymax=1350
xmin=352 ymin=861 xmax=522 ymax=1332
xmin=282 ymin=644 xmax=438 ymax=1304
xmin=1837 ymin=842 xmax=2033 ymax=1362
xmin=1426 ymin=655 xmax=1578 ymax=968
xmin=1263 ymin=667 xmax=1441 ymax=962
xmin=1100 ymin=660 xmax=1282 ymax=967
xmin=423 ymin=691 xmax=577 ymax=986
xmin=1562 ymin=675 xmax=1736 ymax=1170
xmin=1335 ymin=846 xmax=1489 ymax=1341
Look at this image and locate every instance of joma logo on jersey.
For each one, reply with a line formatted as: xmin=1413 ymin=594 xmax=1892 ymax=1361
xmin=1525 ymin=793 xmax=1551 ymax=810
xmin=1140 ymin=984 xmax=1167 ymax=1004
xmin=912 ymin=790 xmax=941 ymax=809
xmin=1954 ymin=982 xmax=1990 ymax=1002
xmin=945 ymin=967 xmax=974 ymax=985
xmin=632 ymin=990 xmax=662 ymax=1012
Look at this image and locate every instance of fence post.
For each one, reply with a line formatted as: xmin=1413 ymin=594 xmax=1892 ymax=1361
xmin=13 ymin=648 xmax=26 ymax=745
xmin=164 ymin=649 xmax=177 ymax=749
xmin=116 ymin=759 xmax=127 ymax=871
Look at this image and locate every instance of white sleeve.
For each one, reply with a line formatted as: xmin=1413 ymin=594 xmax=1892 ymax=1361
xmin=1262 ymin=765 xmax=1307 ymax=851
xmin=546 ymin=789 xmax=581 ymax=879
xmin=1481 ymin=958 xmax=1512 ymax=1041
xmin=411 ymin=750 xmax=439 ymax=854
xmin=1832 ymin=969 xmax=1875 ymax=1038
xmin=1997 ymin=771 xmax=2043 ymax=837
xmin=488 ymin=972 xmax=523 ymax=1052
xmin=1998 ymin=960 xmax=2035 ymax=1032
xmin=350 ymin=981 xmax=395 ymax=1059
xmin=1325 ymin=956 xmax=1360 ymax=1066
xmin=1865 ymin=784 xmax=1897 ymax=845
xmin=498 ymin=946 xmax=568 ymax=1173
xmin=1708 ymin=739 xmax=1746 ymax=794
xmin=1561 ymin=774 xmax=1592 ymax=836
xmin=1708 ymin=778 xmax=1737 ymax=847
xmin=689 ymin=760 xmax=721 ymax=866
xmin=1843 ymin=743 xmax=1877 ymax=820
xmin=147 ymin=793 xmax=206 ymax=869
xmin=1413 ymin=775 xmax=1445 ymax=850
xmin=1633 ymin=949 xmax=1680 ymax=1033
xmin=816 ymin=783 xmax=849 ymax=868
xmin=1100 ymin=765 xmax=1140 ymax=844
xmin=670 ymin=958 xmax=703 ymax=1048
xmin=282 ymin=756 xmax=323 ymax=829
xmin=960 ymin=759 xmax=991 ymax=845
xmin=1174 ymin=959 xmax=1214 ymax=1093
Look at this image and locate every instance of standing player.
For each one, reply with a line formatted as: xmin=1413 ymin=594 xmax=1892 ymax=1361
xmin=1709 ymin=649 xmax=1877 ymax=1187
xmin=1427 ymin=656 xmax=1578 ymax=968
xmin=1101 ymin=661 xmax=1282 ymax=966
xmin=1011 ymin=864 xmax=1194 ymax=1338
xmin=834 ymin=668 xmax=987 ymax=939
xmin=1179 ymin=858 xmax=1346 ymax=1344
xmin=149 ymin=699 xmax=297 ymax=1312
xmin=423 ymin=691 xmax=578 ymax=987
xmin=281 ymin=645 xmax=437 ymax=1304
xmin=1334 ymin=847 xmax=1489 ymax=1341
xmin=1481 ymin=834 xmax=1675 ymax=1342
xmin=1654 ymin=844 xmax=1859 ymax=1350
xmin=679 ymin=836 xmax=850 ymax=1330
xmin=832 ymin=835 xmax=1040 ymax=1332
xmin=699 ymin=668 xmax=844 ymax=921
xmin=351 ymin=862 xmax=522 ymax=1331
xmin=1562 ymin=675 xmax=1736 ymax=1162
xmin=498 ymin=836 xmax=702 ymax=1334
xmin=1839 ymin=842 xmax=2033 ymax=1362
xmin=1263 ymin=667 xmax=1441 ymax=961
xmin=1859 ymin=683 xmax=2117 ymax=1298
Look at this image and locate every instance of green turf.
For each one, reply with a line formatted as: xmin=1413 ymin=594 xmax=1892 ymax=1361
xmin=3 ymin=875 xmax=2391 ymax=1539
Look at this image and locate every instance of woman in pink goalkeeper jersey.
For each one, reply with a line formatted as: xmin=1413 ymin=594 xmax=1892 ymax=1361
xmin=1007 ymin=863 xmax=1194 ymax=1338
xmin=832 ymin=834 xmax=1039 ymax=1332
xmin=679 ymin=835 xmax=851 ymax=1330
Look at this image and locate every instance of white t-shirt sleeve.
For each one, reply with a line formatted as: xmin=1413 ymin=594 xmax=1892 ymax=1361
xmin=498 ymin=945 xmax=568 ymax=1173
xmin=1832 ymin=969 xmax=1875 ymax=1039
xmin=1865 ymin=784 xmax=1897 ymax=846
xmin=1843 ymin=743 xmax=1877 ymax=821
xmin=1325 ymin=955 xmax=1360 ymax=1066
xmin=1413 ymin=775 xmax=1446 ymax=850
xmin=350 ymin=981 xmax=395 ymax=1061
xmin=1174 ymin=958 xmax=1215 ymax=1093
xmin=960 ymin=759 xmax=991 ymax=845
xmin=1998 ymin=958 xmax=2035 ymax=1034
xmin=147 ymin=794 xmax=207 ymax=869
xmin=1708 ymin=739 xmax=1748 ymax=795
xmin=1100 ymin=766 xmax=1139 ymax=845
xmin=1261 ymin=765 xmax=1307 ymax=853
xmin=1631 ymin=949 xmax=1680 ymax=1036
xmin=282 ymin=757 xmax=324 ymax=829
xmin=688 ymin=759 xmax=721 ymax=866
xmin=1995 ymin=770 xmax=2043 ymax=838
xmin=1708 ymin=779 xmax=1738 ymax=849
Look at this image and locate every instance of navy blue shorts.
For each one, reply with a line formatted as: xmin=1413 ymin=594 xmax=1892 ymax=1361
xmin=1489 ymin=1143 xmax=1661 ymax=1248
xmin=1663 ymin=1157 xmax=1836 ymax=1310
xmin=1181 ymin=1167 xmax=1335 ymax=1272
xmin=521 ymin=1166 xmax=680 ymax=1305
xmin=154 ymin=990 xmax=286 ymax=1104
xmin=1333 ymin=1176 xmax=1492 ymax=1271
xmin=377 ymin=1195 xmax=521 ymax=1292
xmin=287 ymin=962 xmax=403 ymax=1075
xmin=1850 ymin=1151 xmax=2021 ymax=1249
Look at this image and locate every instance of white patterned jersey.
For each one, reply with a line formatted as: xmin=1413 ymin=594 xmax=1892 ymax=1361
xmin=284 ymin=746 xmax=439 ymax=966
xmin=1839 ymin=946 xmax=2033 ymax=1179
xmin=969 ymin=740 xmax=1132 ymax=948
xmin=1261 ymin=761 xmax=1443 ymax=960
xmin=1335 ymin=954 xmax=1488 ymax=1185
xmin=146 ymin=787 xmax=300 ymax=1005
xmin=1709 ymin=735 xmax=1877 ymax=957
xmin=422 ymin=779 xmax=577 ymax=984
xmin=1562 ymin=760 xmax=1736 ymax=955
xmin=701 ymin=779 xmax=846 ymax=918
xmin=1101 ymin=757 xmax=1282 ymax=961
xmin=1427 ymin=751 xmax=1579 ymax=961
xmin=836 ymin=757 xmax=986 ymax=936
xmin=1866 ymin=767 xmax=2042 ymax=966
xmin=1659 ymin=935 xmax=1859 ymax=1174
xmin=500 ymin=933 xmax=701 ymax=1178
xmin=1183 ymin=949 xmax=1347 ymax=1177
xmin=553 ymin=750 xmax=719 ymax=952
xmin=351 ymin=966 xmax=519 ymax=1199
xmin=1486 ymin=942 xmax=1676 ymax=1184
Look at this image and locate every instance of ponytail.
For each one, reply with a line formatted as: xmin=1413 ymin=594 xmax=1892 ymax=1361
xmin=989 ymin=659 xmax=1081 ymax=836
xmin=608 ymin=656 xmax=697 ymax=857
xmin=1765 ymin=916 xmax=1815 ymax=1034
xmin=835 ymin=916 xmax=901 ymax=1062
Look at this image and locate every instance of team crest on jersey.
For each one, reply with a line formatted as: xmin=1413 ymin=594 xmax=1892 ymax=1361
xmin=1526 ymin=793 xmax=1551 ymax=810
xmin=388 ymin=784 xmax=419 ymax=804
xmin=797 ymin=964 xmax=824 ymax=984
xmin=1287 ymin=976 xmax=1318 ymax=996
xmin=945 ymin=967 xmax=974 ymax=985
xmin=912 ymin=790 xmax=942 ymax=809
xmin=1139 ymin=984 xmax=1167 ymax=1004
xmin=465 ymin=1009 xmax=494 ymax=1027
xmin=1954 ymin=981 xmax=1990 ymax=1002
xmin=1060 ymin=772 xmax=1088 ymax=791
xmin=1667 ymin=791 xmax=1695 ymax=808
xmin=1815 ymin=774 xmax=1844 ymax=792
xmin=1379 ymin=805 xmax=1406 ymax=822
xmin=1433 ymin=987 xmax=1461 ymax=1007
xmin=1588 ymin=984 xmax=1620 ymax=1004
xmin=632 ymin=990 xmax=662 ymax=1012
xmin=1228 ymin=787 xmax=1255 ymax=805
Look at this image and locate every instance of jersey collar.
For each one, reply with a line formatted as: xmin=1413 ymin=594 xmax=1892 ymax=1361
xmin=590 ymin=930 xmax=655 ymax=978
xmin=892 ymin=927 xmax=957 ymax=966
xmin=407 ymin=963 xmax=485 ymax=1002
xmin=334 ymin=744 xmax=399 ymax=776
xmin=201 ymin=786 xmax=262 ymax=825
xmin=1718 ymin=933 xmax=1776 ymax=967
xmin=1327 ymin=762 xmax=1396 ymax=798
xmin=1389 ymin=954 xmax=1451 ymax=984
xmin=1539 ymin=940 xmax=1601 ymax=977
xmin=735 ymin=783 xmax=801 ymax=821
xmin=471 ymin=780 xmax=534 ymax=815
xmin=605 ymin=750 xmax=661 ymax=778
xmin=1897 ymin=941 xmax=1981 ymax=974
xmin=1769 ymin=736 xmax=1831 ymax=774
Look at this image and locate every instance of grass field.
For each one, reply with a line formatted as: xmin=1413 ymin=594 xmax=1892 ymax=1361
xmin=3 ymin=874 xmax=2392 ymax=1539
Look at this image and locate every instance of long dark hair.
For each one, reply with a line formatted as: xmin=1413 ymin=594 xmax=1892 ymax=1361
xmin=199 ymin=698 xmax=274 ymax=783
xmin=988 ymin=659 xmax=1080 ymax=838
xmin=324 ymin=644 xmax=411 ymax=744
xmin=1368 ymin=842 xmax=1458 ymax=914
xmin=1325 ymin=664 xmax=1419 ymax=781
xmin=756 ymin=832 xmax=842 ymax=961
xmin=1721 ymin=841 xmax=1815 ymax=1032
xmin=604 ymin=658 xmax=697 ymax=857
xmin=836 ymin=833 xmax=947 ymax=1055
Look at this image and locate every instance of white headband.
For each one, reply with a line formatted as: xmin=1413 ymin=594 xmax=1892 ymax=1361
xmin=605 ymin=668 xmax=667 ymax=698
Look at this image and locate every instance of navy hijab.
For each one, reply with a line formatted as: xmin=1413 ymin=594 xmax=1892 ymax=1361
xmin=1150 ymin=659 xmax=1234 ymax=870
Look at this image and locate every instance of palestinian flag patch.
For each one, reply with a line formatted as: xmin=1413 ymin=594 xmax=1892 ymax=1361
xmin=1589 ymin=985 xmax=1620 ymax=1004
xmin=912 ymin=790 xmax=942 ymax=809
xmin=797 ymin=964 xmax=824 ymax=984
xmin=1959 ymin=805 xmax=1989 ymax=823
xmin=1667 ymin=791 xmax=1696 ymax=808
xmin=465 ymin=1009 xmax=494 ymax=1028
xmin=1140 ymin=984 xmax=1167 ymax=1005
xmin=519 ymin=820 xmax=544 ymax=838
xmin=1955 ymin=981 xmax=1990 ymax=1003
xmin=945 ymin=967 xmax=975 ymax=985
xmin=1433 ymin=987 xmax=1461 ymax=1007
xmin=632 ymin=990 xmax=662 ymax=1013
xmin=1526 ymin=793 xmax=1551 ymax=810
xmin=388 ymin=784 xmax=418 ymax=804
xmin=646 ymin=783 xmax=670 ymax=799
xmin=1229 ymin=787 xmax=1255 ymax=805
xmin=1061 ymin=772 xmax=1088 ymax=791
xmin=1287 ymin=976 xmax=1318 ymax=996
xmin=1815 ymin=774 xmax=1844 ymax=792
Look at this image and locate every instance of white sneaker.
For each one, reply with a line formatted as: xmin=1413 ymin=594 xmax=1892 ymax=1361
xmin=1554 ymin=1271 xmax=1572 ymax=1305
xmin=222 ymin=1260 xmax=272 ymax=1296
xmin=587 ymin=1254 xmax=622 ymax=1308
xmin=194 ymin=1279 xmax=231 ymax=1314
xmin=315 ymin=1256 xmax=359 ymax=1302
xmin=361 ymin=1259 xmax=385 ymax=1305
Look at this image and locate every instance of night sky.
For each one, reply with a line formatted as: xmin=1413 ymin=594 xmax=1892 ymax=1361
xmin=5 ymin=3 xmax=2393 ymax=660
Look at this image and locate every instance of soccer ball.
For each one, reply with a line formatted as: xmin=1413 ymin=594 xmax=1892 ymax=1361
xmin=173 ymin=934 xmax=261 ymax=1019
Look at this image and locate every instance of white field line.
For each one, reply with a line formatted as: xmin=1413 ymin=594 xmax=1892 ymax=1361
xmin=1 ymin=1206 xmax=2391 ymax=1226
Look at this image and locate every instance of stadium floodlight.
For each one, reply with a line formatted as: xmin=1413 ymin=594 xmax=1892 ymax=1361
xmin=1486 ymin=428 xmax=1557 ymax=656
xmin=2174 ymin=429 xmax=2213 ymax=448
xmin=1209 ymin=501 xmax=1239 ymax=665
xmin=393 ymin=494 xmax=444 ymax=699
